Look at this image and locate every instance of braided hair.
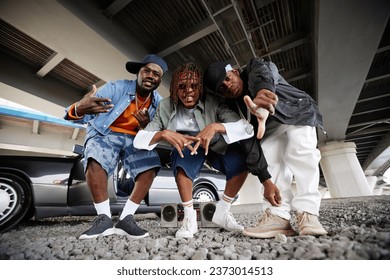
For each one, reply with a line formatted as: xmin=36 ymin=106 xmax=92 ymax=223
xmin=169 ymin=63 xmax=203 ymax=107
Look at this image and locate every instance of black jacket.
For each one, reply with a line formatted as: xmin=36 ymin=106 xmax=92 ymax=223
xmin=245 ymin=58 xmax=323 ymax=129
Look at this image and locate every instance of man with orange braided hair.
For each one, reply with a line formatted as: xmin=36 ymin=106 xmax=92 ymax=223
xmin=134 ymin=63 xmax=253 ymax=238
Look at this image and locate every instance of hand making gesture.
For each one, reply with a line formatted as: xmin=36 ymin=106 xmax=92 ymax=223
xmin=133 ymin=108 xmax=151 ymax=129
xmin=192 ymin=123 xmax=225 ymax=155
xmin=243 ymin=89 xmax=278 ymax=139
xmin=159 ymin=130 xmax=200 ymax=158
xmin=75 ymin=85 xmax=114 ymax=117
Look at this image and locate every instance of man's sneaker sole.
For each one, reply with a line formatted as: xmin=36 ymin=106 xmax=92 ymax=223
xmin=115 ymin=228 xmax=149 ymax=239
xmin=175 ymin=228 xmax=198 ymax=238
xmin=212 ymin=219 xmax=244 ymax=231
xmin=299 ymin=227 xmax=327 ymax=236
xmin=175 ymin=233 xmax=195 ymax=238
xmin=212 ymin=209 xmax=244 ymax=232
xmin=243 ymin=228 xmax=296 ymax=239
xmin=79 ymin=228 xmax=116 ymax=240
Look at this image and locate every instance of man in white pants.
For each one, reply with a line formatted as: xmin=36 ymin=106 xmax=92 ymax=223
xmin=204 ymin=59 xmax=327 ymax=238
xmin=259 ymin=121 xmax=324 ymax=237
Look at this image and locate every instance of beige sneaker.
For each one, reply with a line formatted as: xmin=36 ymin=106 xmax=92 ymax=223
xmin=243 ymin=209 xmax=296 ymax=238
xmin=296 ymin=212 xmax=327 ymax=236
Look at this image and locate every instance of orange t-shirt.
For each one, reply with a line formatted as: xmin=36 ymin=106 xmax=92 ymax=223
xmin=111 ymin=96 xmax=152 ymax=135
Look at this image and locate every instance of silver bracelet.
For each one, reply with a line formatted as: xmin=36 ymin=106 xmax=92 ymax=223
xmin=74 ymin=102 xmax=81 ymax=118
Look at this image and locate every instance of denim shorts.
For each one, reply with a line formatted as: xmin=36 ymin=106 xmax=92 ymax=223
xmin=170 ymin=143 xmax=248 ymax=181
xmin=83 ymin=132 xmax=161 ymax=179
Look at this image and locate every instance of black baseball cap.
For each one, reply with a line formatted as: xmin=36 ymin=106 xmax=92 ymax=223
xmin=203 ymin=61 xmax=230 ymax=93
xmin=126 ymin=54 xmax=168 ymax=75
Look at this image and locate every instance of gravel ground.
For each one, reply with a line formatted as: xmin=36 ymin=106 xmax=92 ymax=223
xmin=0 ymin=195 xmax=389 ymax=260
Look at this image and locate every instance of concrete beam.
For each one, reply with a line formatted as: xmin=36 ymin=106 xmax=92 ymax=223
xmin=156 ymin=20 xmax=217 ymax=57
xmin=364 ymin=132 xmax=390 ymax=173
xmin=36 ymin=53 xmax=65 ymax=78
xmin=106 ymin=0 xmax=133 ymax=16
xmin=316 ymin=0 xmax=389 ymax=144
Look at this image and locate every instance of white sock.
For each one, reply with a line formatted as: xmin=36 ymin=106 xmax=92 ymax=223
xmin=120 ymin=199 xmax=139 ymax=220
xmin=94 ymin=199 xmax=111 ymax=218
xmin=182 ymin=199 xmax=194 ymax=217
xmin=220 ymin=194 xmax=234 ymax=211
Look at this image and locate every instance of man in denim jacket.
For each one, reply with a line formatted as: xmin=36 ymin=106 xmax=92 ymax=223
xmin=64 ymin=54 xmax=167 ymax=239
xmin=204 ymin=58 xmax=327 ymax=238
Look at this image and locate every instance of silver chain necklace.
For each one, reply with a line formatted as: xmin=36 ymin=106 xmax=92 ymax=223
xmin=181 ymin=107 xmax=196 ymax=127
xmin=235 ymin=100 xmax=254 ymax=134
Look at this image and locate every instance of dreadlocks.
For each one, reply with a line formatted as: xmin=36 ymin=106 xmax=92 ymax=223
xmin=170 ymin=63 xmax=203 ymax=107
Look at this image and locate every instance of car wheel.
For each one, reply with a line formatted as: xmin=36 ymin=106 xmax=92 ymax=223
xmin=192 ymin=184 xmax=217 ymax=202
xmin=0 ymin=173 xmax=32 ymax=232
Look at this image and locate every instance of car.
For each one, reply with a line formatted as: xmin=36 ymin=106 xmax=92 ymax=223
xmin=0 ymin=145 xmax=227 ymax=232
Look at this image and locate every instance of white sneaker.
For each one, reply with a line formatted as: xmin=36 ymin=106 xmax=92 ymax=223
xmin=175 ymin=209 xmax=198 ymax=238
xmin=212 ymin=202 xmax=244 ymax=231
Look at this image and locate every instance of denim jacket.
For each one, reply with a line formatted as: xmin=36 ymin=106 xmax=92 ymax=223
xmin=64 ymin=79 xmax=162 ymax=141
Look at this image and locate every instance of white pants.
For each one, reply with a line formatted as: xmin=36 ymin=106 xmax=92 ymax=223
xmin=261 ymin=124 xmax=322 ymax=220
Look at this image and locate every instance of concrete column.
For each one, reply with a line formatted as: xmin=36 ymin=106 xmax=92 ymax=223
xmin=366 ymin=176 xmax=383 ymax=195
xmin=319 ymin=141 xmax=371 ymax=198
xmin=365 ymin=176 xmax=377 ymax=193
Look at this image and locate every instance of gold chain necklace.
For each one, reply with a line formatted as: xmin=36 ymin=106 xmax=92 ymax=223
xmin=135 ymin=93 xmax=151 ymax=111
